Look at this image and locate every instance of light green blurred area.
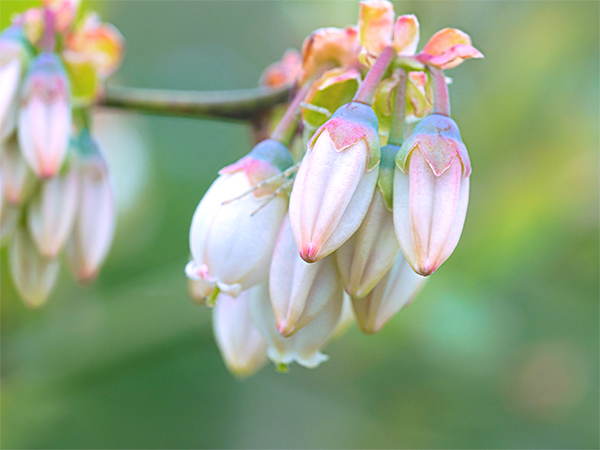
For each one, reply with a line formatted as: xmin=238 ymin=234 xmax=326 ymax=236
xmin=1 ymin=1 xmax=598 ymax=448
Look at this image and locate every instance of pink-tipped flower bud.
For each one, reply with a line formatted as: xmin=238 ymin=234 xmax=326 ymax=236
xmin=65 ymin=130 xmax=115 ymax=283
xmin=249 ymin=282 xmax=344 ymax=369
xmin=393 ymin=114 xmax=471 ymax=276
xmin=352 ymin=252 xmax=426 ymax=335
xmin=10 ymin=224 xmax=60 ymax=308
xmin=336 ymin=144 xmax=400 ymax=298
xmin=187 ymin=140 xmax=293 ymax=299
xmin=213 ymin=287 xmax=269 ymax=378
xmin=289 ymin=102 xmax=380 ymax=263
xmin=27 ymin=167 xmax=79 ymax=257
xmin=1 ymin=134 xmax=36 ymax=205
xmin=18 ymin=52 xmax=72 ymax=178
xmin=270 ymin=214 xmax=342 ymax=337
xmin=0 ymin=26 xmax=31 ymax=142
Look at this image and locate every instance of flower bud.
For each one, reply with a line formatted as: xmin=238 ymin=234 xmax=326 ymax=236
xmin=270 ymin=214 xmax=342 ymax=337
xmin=187 ymin=140 xmax=292 ymax=299
xmin=352 ymin=252 xmax=425 ymax=334
xmin=10 ymin=225 xmax=60 ymax=308
xmin=213 ymin=287 xmax=269 ymax=378
xmin=18 ymin=52 xmax=72 ymax=178
xmin=1 ymin=204 xmax=19 ymax=242
xmin=335 ymin=167 xmax=399 ymax=298
xmin=393 ymin=114 xmax=471 ymax=275
xmin=66 ymin=131 xmax=115 ymax=283
xmin=289 ymin=102 xmax=380 ymax=263
xmin=1 ymin=134 xmax=36 ymax=205
xmin=0 ymin=26 xmax=31 ymax=142
xmin=333 ymin=293 xmax=356 ymax=338
xmin=250 ymin=281 xmax=344 ymax=369
xmin=27 ymin=167 xmax=79 ymax=257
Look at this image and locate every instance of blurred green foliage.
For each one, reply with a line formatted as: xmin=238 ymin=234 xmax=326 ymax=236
xmin=1 ymin=1 xmax=598 ymax=448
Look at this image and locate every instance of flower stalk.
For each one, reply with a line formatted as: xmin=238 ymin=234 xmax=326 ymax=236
xmin=353 ymin=45 xmax=395 ymax=105
xmin=270 ymin=81 xmax=312 ymax=145
xmin=428 ymin=65 xmax=450 ymax=116
xmin=387 ymin=67 xmax=407 ymax=146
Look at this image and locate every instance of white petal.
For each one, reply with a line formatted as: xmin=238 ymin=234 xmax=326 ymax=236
xmin=393 ymin=151 xmax=462 ymax=275
xmin=213 ymin=288 xmax=268 ymax=378
xmin=66 ymin=155 xmax=115 ymax=283
xmin=250 ymin=279 xmax=344 ymax=369
xmin=352 ymin=253 xmax=426 ymax=334
xmin=10 ymin=226 xmax=60 ymax=308
xmin=270 ymin=214 xmax=340 ymax=336
xmin=189 ymin=171 xmax=287 ymax=297
xmin=336 ymin=189 xmax=399 ymax=298
xmin=290 ymin=131 xmax=377 ymax=262
xmin=1 ymin=135 xmax=35 ymax=205
xmin=0 ymin=56 xmax=22 ymax=142
xmin=27 ymin=168 xmax=79 ymax=257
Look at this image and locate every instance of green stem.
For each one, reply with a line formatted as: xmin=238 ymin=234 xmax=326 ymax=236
xmin=100 ymin=84 xmax=292 ymax=122
xmin=428 ymin=65 xmax=450 ymax=116
xmin=353 ymin=46 xmax=396 ymax=105
xmin=270 ymin=82 xmax=312 ymax=145
xmin=387 ymin=68 xmax=407 ymax=146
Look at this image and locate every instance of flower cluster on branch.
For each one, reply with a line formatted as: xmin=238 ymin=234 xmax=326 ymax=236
xmin=0 ymin=0 xmax=124 ymax=307
xmin=186 ymin=0 xmax=483 ymax=377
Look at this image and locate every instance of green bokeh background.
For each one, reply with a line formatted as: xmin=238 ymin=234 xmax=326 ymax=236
xmin=1 ymin=1 xmax=598 ymax=448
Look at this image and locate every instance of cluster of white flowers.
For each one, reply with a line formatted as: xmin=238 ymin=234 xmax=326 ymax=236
xmin=186 ymin=0 xmax=482 ymax=377
xmin=0 ymin=0 xmax=123 ymax=307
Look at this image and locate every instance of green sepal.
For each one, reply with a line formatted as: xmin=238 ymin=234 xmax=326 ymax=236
xmin=377 ymin=144 xmax=400 ymax=211
xmin=249 ymin=139 xmax=294 ymax=173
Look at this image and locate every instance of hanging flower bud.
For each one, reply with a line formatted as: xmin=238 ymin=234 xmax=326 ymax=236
xmin=18 ymin=52 xmax=72 ymax=178
xmin=250 ymin=282 xmax=344 ymax=369
xmin=394 ymin=114 xmax=471 ymax=275
xmin=270 ymin=215 xmax=342 ymax=337
xmin=333 ymin=293 xmax=356 ymax=338
xmin=335 ymin=145 xmax=399 ymax=298
xmin=9 ymin=225 xmax=60 ymax=308
xmin=27 ymin=167 xmax=79 ymax=257
xmin=187 ymin=139 xmax=293 ymax=299
xmin=66 ymin=130 xmax=115 ymax=283
xmin=0 ymin=171 xmax=20 ymax=245
xmin=0 ymin=26 xmax=31 ymax=142
xmin=213 ymin=288 xmax=269 ymax=378
xmin=1 ymin=134 xmax=35 ymax=205
xmin=289 ymin=102 xmax=380 ymax=263
xmin=352 ymin=252 xmax=426 ymax=334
